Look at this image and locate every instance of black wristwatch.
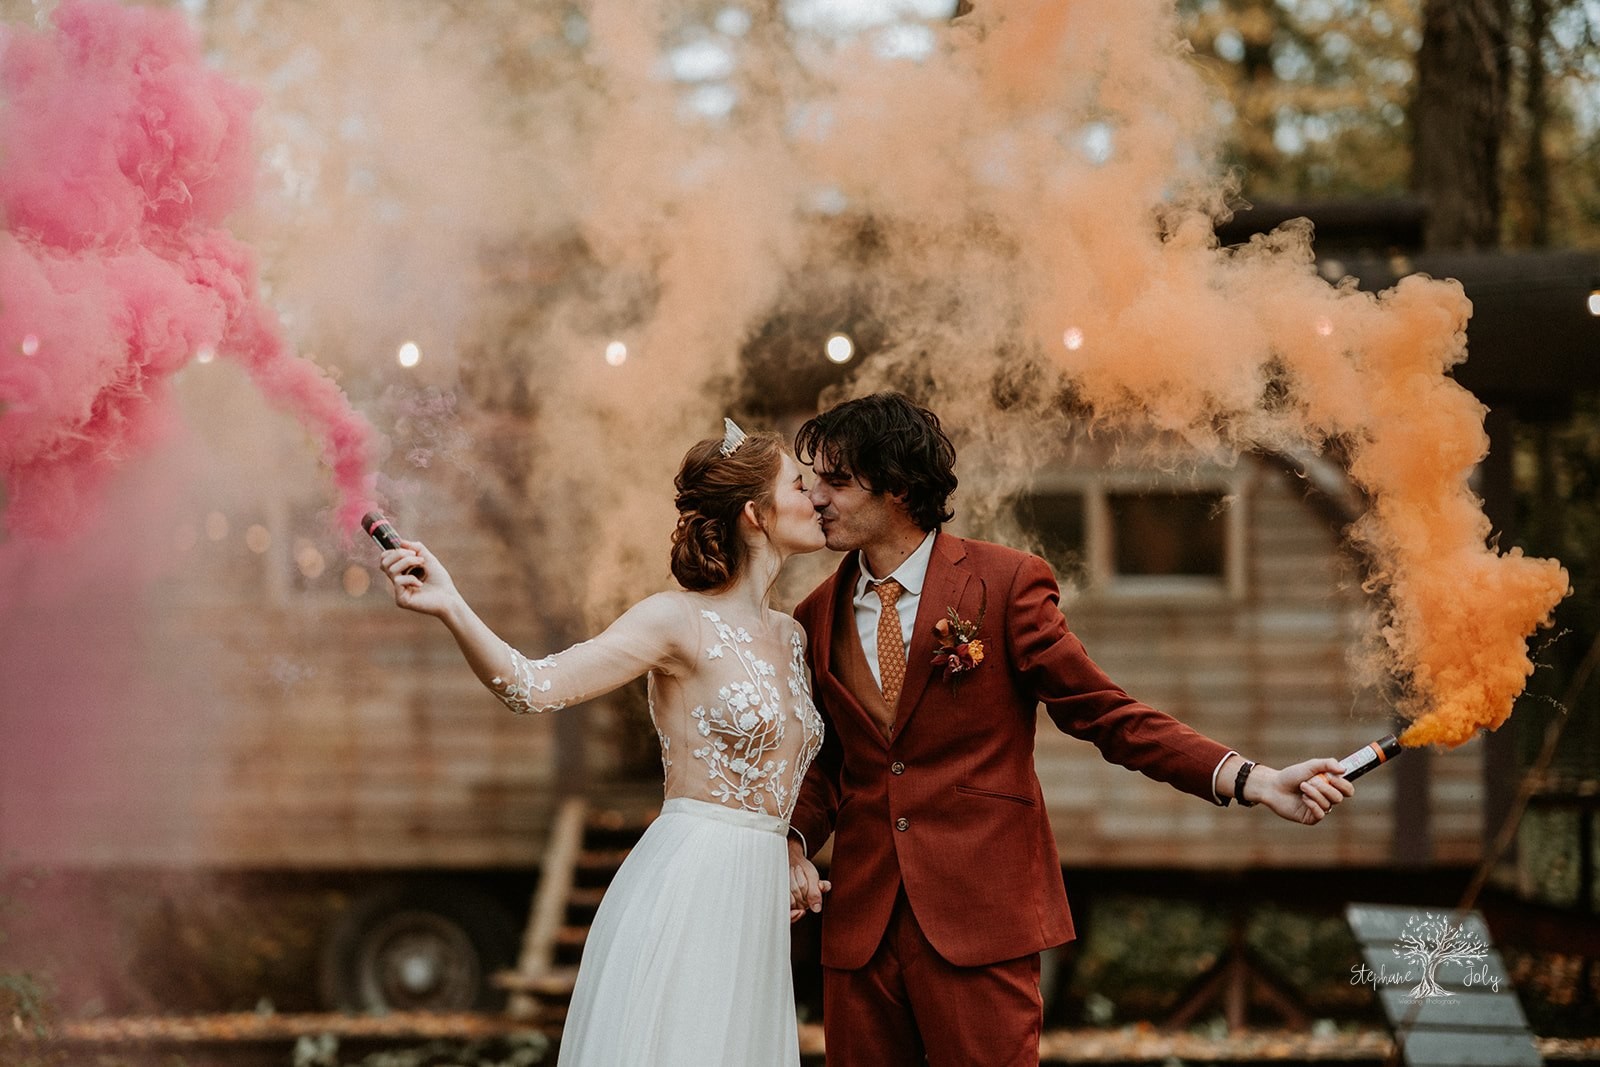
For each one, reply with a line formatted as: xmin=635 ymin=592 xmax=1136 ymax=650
xmin=1233 ymin=760 xmax=1257 ymax=807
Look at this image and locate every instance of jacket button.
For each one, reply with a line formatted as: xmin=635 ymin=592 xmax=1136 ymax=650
xmin=891 ymin=761 xmax=906 ymax=775
xmin=895 ymin=817 xmax=909 ymax=832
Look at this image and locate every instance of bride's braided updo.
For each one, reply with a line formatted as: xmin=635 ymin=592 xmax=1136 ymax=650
xmin=670 ymin=430 xmax=785 ymax=592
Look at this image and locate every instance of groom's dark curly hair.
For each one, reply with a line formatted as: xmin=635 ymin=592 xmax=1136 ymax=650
xmin=795 ymin=392 xmax=958 ymax=532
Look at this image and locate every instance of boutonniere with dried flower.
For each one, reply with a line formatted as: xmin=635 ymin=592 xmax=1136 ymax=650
xmin=931 ymin=583 xmax=986 ymax=682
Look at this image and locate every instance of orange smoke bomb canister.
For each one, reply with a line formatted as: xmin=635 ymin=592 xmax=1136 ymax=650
xmin=1314 ymin=735 xmax=1403 ymax=787
xmin=1336 ymin=735 xmax=1403 ymax=782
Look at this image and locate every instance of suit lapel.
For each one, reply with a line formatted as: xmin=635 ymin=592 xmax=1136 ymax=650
xmin=808 ymin=561 xmax=842 ymax=682
xmin=893 ymin=532 xmax=970 ymax=739
xmin=816 ymin=553 xmax=892 ymax=751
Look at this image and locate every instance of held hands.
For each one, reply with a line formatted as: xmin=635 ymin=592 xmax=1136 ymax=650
xmin=380 ymin=539 xmax=462 ymax=619
xmin=1246 ymin=757 xmax=1355 ymax=825
xmin=788 ymin=838 xmax=831 ymax=923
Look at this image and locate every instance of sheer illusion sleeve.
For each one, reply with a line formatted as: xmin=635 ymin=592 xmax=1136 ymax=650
xmin=490 ymin=593 xmax=691 ymax=715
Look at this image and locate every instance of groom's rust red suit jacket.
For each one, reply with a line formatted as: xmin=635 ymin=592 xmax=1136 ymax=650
xmin=790 ymin=532 xmax=1233 ymax=970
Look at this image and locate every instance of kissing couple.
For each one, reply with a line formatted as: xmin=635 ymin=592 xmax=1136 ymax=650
xmin=379 ymin=391 xmax=1355 ymax=1066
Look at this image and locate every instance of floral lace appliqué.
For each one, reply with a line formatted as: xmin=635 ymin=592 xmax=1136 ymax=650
xmin=490 ymin=644 xmax=569 ymax=715
xmin=786 ymin=626 xmax=823 ymax=809
xmin=688 ymin=611 xmax=821 ymax=817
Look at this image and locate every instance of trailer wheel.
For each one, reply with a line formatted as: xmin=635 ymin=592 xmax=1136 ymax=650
xmin=320 ymin=881 xmax=518 ymax=1012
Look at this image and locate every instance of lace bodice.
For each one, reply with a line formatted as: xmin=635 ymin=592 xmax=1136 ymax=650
xmin=489 ymin=592 xmax=823 ymax=822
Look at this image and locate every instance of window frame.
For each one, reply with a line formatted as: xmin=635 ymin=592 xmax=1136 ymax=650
xmin=1023 ymin=465 xmax=1250 ymax=603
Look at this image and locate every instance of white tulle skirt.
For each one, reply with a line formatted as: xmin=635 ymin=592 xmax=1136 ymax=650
xmin=556 ymin=797 xmax=800 ymax=1067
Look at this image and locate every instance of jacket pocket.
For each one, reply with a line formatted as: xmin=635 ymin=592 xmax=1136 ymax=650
xmin=955 ymin=784 xmax=1036 ymax=808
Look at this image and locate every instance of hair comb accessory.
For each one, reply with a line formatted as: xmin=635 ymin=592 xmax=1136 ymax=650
xmin=719 ymin=417 xmax=748 ymax=457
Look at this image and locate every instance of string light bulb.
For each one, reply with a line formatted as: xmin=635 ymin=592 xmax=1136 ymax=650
xmin=825 ymin=333 xmax=855 ymax=364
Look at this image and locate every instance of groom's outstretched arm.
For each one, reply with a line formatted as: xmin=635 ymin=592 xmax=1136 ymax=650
xmin=1009 ymin=553 xmax=1230 ymax=799
xmin=1012 ymin=553 xmax=1354 ymax=822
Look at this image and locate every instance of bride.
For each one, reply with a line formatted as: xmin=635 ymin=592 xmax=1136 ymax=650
xmin=378 ymin=421 xmax=829 ymax=1066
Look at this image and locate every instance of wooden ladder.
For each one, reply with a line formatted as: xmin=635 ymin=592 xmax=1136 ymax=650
xmin=495 ymin=798 xmax=656 ymax=1024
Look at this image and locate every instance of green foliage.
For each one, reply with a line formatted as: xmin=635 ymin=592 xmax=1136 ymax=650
xmin=1516 ymin=807 xmax=1593 ymax=908
xmin=1064 ymin=895 xmax=1596 ymax=1034
xmin=1066 ymin=896 xmax=1376 ymax=1026
xmin=1179 ymin=0 xmax=1421 ymax=199
xmin=1066 ymin=896 xmax=1231 ymax=1020
xmin=1246 ymin=904 xmax=1369 ymax=1009
xmin=0 ymin=892 xmax=65 ymax=1067
xmin=0 ymin=972 xmax=54 ymax=1040
xmin=1505 ymin=0 xmax=1600 ymax=246
xmin=1178 ymin=0 xmax=1600 ymax=247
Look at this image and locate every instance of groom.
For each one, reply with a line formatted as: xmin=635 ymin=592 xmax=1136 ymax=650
xmin=786 ymin=392 xmax=1354 ymax=1066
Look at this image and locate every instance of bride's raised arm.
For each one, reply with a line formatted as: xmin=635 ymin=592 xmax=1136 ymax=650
xmin=379 ymin=538 xmax=692 ymax=714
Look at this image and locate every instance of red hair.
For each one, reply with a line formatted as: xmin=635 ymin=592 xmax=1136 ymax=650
xmin=669 ymin=431 xmax=784 ymax=591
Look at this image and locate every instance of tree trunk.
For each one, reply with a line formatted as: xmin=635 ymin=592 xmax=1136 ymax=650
xmin=1411 ymin=0 xmax=1513 ymax=249
xmin=1520 ymin=0 xmax=1553 ymax=246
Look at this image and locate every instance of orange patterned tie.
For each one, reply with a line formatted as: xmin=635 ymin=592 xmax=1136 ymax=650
xmin=874 ymin=578 xmax=907 ymax=709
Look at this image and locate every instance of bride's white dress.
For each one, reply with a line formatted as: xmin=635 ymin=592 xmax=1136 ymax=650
xmin=490 ymin=591 xmax=824 ymax=1067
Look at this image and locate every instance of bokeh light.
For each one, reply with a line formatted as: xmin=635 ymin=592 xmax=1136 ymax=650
xmin=605 ymin=340 xmax=628 ymax=366
xmin=295 ymin=539 xmax=326 ymax=580
xmin=245 ymin=524 xmax=273 ymax=553
xmin=715 ymin=6 xmax=752 ymax=36
xmin=668 ymin=39 xmax=736 ymax=82
xmin=825 ymin=333 xmax=855 ymax=364
xmin=20 ymin=333 xmax=40 ymax=356
xmin=342 ymin=565 xmax=371 ymax=597
xmin=1062 ymin=327 xmax=1085 ymax=351
xmin=397 ymin=341 xmax=421 ymax=367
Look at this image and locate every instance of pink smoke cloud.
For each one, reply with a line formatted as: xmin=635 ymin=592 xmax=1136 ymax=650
xmin=0 ymin=0 xmax=378 ymax=541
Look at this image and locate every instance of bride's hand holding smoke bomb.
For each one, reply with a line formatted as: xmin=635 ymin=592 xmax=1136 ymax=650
xmin=374 ymin=536 xmax=460 ymax=619
xmin=364 ymin=512 xmax=453 ymax=615
xmin=365 ymin=514 xmax=528 ymax=701
xmin=364 ymin=512 xmax=424 ymax=577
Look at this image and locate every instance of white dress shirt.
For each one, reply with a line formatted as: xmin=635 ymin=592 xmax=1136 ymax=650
xmin=852 ymin=530 xmax=937 ymax=690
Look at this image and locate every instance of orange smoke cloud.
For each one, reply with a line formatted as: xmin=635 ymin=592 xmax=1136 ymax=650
xmin=1339 ymin=277 xmax=1570 ymax=747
